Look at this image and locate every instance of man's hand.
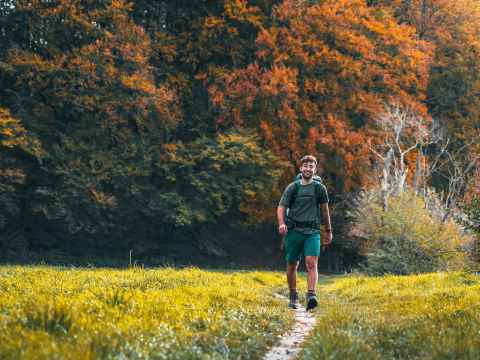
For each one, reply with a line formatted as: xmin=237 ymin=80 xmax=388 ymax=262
xmin=279 ymin=224 xmax=287 ymax=253
xmin=320 ymin=203 xmax=333 ymax=251
xmin=321 ymin=229 xmax=333 ymax=251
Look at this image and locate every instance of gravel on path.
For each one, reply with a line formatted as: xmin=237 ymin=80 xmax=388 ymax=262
xmin=263 ymin=295 xmax=317 ymax=360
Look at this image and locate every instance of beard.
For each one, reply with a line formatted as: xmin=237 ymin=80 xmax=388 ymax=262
xmin=301 ymin=171 xmax=313 ymax=180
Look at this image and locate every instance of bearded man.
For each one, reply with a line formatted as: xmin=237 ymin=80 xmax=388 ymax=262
xmin=277 ymin=155 xmax=332 ymax=310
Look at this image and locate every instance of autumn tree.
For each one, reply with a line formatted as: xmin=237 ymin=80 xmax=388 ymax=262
xmin=0 ymin=0 xmax=287 ymax=261
xmin=0 ymin=0 xmax=181 ymax=255
xmin=0 ymin=0 xmax=477 ymax=267
xmin=210 ymin=0 xmax=432 ymax=194
xmin=374 ymin=0 xmax=480 ymax=200
xmin=128 ymin=0 xmax=276 ymax=140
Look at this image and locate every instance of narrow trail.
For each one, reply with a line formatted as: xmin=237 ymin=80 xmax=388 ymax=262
xmin=263 ymin=294 xmax=317 ymax=360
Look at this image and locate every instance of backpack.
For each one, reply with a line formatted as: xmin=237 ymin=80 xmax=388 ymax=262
xmin=289 ymin=173 xmax=324 ymax=210
xmin=285 ymin=174 xmax=326 ymax=228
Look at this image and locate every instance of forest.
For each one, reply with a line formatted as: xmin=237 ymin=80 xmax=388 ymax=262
xmin=1 ymin=0 xmax=479 ymax=270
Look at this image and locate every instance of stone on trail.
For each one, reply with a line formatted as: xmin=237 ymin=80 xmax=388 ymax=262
xmin=263 ymin=294 xmax=317 ymax=360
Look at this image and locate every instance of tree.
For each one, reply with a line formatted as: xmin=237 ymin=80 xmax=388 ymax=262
xmin=0 ymin=0 xmax=181 ymax=255
xmin=129 ymin=0 xmax=275 ymax=140
xmin=152 ymin=130 xmax=283 ymax=257
xmin=0 ymin=1 xmax=287 ymax=260
xmin=210 ymin=0 xmax=432 ymax=194
xmin=0 ymin=107 xmax=44 ymax=254
xmin=368 ymin=103 xmax=430 ymax=208
xmin=374 ymin=0 xmax=480 ymax=198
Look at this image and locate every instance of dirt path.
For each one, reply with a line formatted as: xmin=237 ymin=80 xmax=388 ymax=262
xmin=263 ymin=295 xmax=317 ymax=360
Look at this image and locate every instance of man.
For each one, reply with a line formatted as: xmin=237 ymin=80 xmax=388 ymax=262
xmin=277 ymin=155 xmax=332 ymax=310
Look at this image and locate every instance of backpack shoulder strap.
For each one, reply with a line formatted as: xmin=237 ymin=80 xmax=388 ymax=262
xmin=313 ymin=181 xmax=326 ymax=228
xmin=288 ymin=180 xmax=302 ymax=209
xmin=313 ymin=180 xmax=325 ymax=206
xmin=313 ymin=174 xmax=323 ymax=183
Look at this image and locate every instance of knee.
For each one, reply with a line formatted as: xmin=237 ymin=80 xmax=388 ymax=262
xmin=305 ymin=258 xmax=317 ymax=271
xmin=287 ymin=262 xmax=299 ymax=273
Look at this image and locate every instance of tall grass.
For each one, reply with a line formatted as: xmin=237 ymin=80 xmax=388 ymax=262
xmin=0 ymin=266 xmax=293 ymax=359
xmin=301 ymin=272 xmax=480 ymax=359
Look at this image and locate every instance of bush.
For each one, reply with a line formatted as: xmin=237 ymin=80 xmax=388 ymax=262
xmin=350 ymin=189 xmax=472 ymax=275
xmin=460 ymin=195 xmax=480 ymax=269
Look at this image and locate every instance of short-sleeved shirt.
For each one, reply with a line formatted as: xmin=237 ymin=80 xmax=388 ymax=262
xmin=279 ymin=181 xmax=329 ymax=234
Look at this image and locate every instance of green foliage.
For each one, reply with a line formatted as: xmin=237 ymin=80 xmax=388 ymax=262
xmin=350 ymin=189 xmax=471 ymax=274
xmin=460 ymin=195 xmax=480 ymax=266
xmin=0 ymin=108 xmax=44 ymax=254
xmin=365 ymin=234 xmax=438 ymax=275
xmin=462 ymin=196 xmax=480 ymax=235
xmin=156 ymin=131 xmax=282 ymax=226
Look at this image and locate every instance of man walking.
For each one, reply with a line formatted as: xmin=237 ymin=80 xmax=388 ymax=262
xmin=277 ymin=155 xmax=332 ymax=310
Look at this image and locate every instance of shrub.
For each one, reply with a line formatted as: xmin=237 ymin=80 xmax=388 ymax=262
xmin=460 ymin=195 xmax=480 ymax=268
xmin=350 ymin=189 xmax=472 ymax=274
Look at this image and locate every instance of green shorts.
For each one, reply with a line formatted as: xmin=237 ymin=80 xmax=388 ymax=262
xmin=284 ymin=230 xmax=320 ymax=263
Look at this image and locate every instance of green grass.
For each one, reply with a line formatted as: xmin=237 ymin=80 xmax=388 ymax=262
xmin=0 ymin=266 xmax=294 ymax=360
xmin=301 ymin=272 xmax=480 ymax=360
xmin=4 ymin=266 xmax=478 ymax=359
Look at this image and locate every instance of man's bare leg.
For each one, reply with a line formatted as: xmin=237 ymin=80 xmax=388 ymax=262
xmin=305 ymin=256 xmax=318 ymax=310
xmin=287 ymin=261 xmax=300 ymax=290
xmin=305 ymin=256 xmax=318 ymax=291
xmin=287 ymin=261 xmax=299 ymax=308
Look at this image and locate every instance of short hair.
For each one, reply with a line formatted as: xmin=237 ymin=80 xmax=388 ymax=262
xmin=300 ymin=155 xmax=317 ymax=165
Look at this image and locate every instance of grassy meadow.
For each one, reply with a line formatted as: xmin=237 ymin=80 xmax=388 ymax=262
xmin=2 ymin=266 xmax=480 ymax=360
xmin=0 ymin=266 xmax=293 ymax=360
xmin=302 ymin=272 xmax=480 ymax=360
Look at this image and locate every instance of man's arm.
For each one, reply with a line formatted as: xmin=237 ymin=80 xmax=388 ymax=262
xmin=320 ymin=202 xmax=333 ymax=245
xmin=277 ymin=183 xmax=294 ymax=237
xmin=277 ymin=205 xmax=288 ymax=236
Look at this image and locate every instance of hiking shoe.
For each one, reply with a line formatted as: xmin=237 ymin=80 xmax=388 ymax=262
xmin=306 ymin=293 xmax=318 ymax=311
xmin=288 ymin=292 xmax=299 ymax=309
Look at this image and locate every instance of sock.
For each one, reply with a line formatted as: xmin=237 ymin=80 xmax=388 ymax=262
xmin=307 ymin=290 xmax=316 ymax=296
xmin=289 ymin=289 xmax=298 ymax=299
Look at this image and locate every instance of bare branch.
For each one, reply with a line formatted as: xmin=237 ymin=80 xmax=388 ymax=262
xmin=369 ymin=145 xmax=386 ymax=161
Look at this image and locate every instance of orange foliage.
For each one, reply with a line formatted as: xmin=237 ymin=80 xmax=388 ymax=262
xmin=211 ymin=0 xmax=432 ymax=192
xmin=7 ymin=0 xmax=180 ymax=135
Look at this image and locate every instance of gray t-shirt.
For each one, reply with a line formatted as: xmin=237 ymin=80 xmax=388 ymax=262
xmin=279 ymin=181 xmax=329 ymax=234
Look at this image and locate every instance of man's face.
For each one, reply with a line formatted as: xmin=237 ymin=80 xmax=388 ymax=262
xmin=300 ymin=161 xmax=316 ymax=180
